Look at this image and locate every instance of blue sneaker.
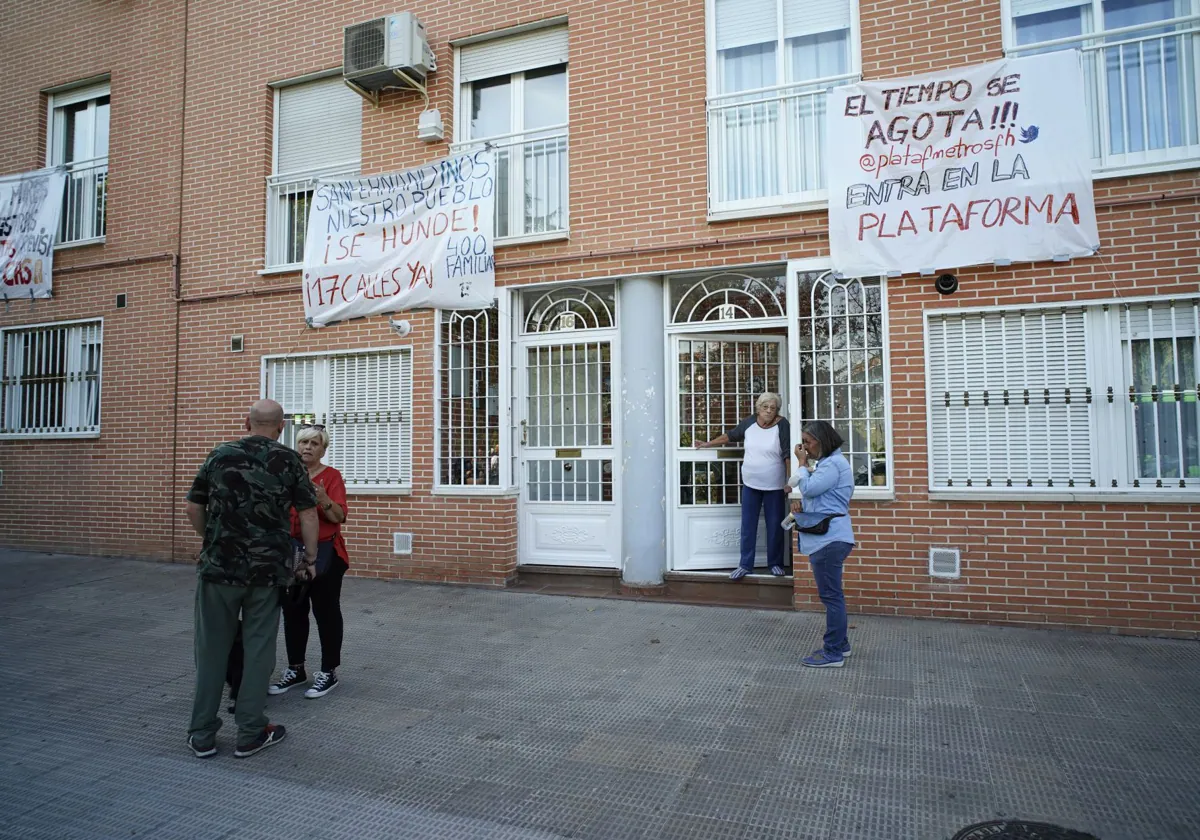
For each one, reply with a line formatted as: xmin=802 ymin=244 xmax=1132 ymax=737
xmin=840 ymin=643 xmax=852 ymax=658
xmin=729 ymin=567 xmax=750 ymax=581
xmin=801 ymin=650 xmax=845 ymax=668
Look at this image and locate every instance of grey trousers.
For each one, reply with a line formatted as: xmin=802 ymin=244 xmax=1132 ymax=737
xmin=187 ymin=579 xmax=280 ymax=746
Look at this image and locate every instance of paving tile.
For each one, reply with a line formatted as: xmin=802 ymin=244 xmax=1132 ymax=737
xmin=1 ymin=549 xmax=1197 ymax=840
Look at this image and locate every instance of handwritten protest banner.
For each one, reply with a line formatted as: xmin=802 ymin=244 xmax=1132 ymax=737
xmin=1 ymin=168 xmax=66 ymax=300
xmin=302 ymin=150 xmax=496 ymax=327
xmin=826 ymin=51 xmax=1099 ymax=278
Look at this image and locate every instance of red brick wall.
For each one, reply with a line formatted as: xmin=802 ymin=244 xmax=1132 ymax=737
xmin=0 ymin=0 xmax=186 ymax=558
xmin=4 ymin=0 xmax=1198 ymax=634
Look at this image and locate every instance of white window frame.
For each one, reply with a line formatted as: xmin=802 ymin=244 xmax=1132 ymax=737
xmin=264 ymin=72 xmax=362 ymax=273
xmin=260 ymin=345 xmax=413 ymax=493
xmin=45 ymin=80 xmax=110 ymax=248
xmin=433 ymin=301 xmax=516 ymax=494
xmin=0 ymin=317 xmax=103 ymax=439
xmin=1001 ymin=0 xmax=1200 ymax=179
xmin=704 ymin=0 xmax=863 ymax=220
xmin=924 ymin=292 xmax=1200 ymax=501
xmin=785 ymin=258 xmax=894 ymax=499
xmin=451 ymin=23 xmax=570 ymax=246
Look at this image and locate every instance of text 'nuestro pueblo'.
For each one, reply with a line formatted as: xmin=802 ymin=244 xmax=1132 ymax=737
xmin=302 ymin=149 xmax=497 ymax=327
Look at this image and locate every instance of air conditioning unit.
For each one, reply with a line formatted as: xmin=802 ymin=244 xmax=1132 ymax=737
xmin=343 ymin=13 xmax=435 ymax=93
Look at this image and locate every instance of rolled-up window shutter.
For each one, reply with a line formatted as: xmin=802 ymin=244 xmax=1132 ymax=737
xmin=716 ymin=0 xmax=777 ymax=51
xmin=277 ymin=77 xmax=362 ymax=175
xmin=783 ymin=0 xmax=851 ymax=39
xmin=460 ymin=26 xmax=569 ymax=84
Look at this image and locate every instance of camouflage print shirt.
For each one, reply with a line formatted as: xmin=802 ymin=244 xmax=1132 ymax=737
xmin=187 ymin=435 xmax=318 ymax=588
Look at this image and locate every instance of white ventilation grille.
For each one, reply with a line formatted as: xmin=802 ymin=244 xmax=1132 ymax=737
xmin=929 ymin=547 xmax=961 ymax=579
xmin=393 ymin=532 xmax=413 ymax=555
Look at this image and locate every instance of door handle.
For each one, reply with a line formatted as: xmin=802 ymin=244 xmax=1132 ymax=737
xmin=520 ymin=419 xmax=528 ymax=445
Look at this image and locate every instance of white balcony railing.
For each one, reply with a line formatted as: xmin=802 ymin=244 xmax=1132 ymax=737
xmin=265 ymin=162 xmax=358 ymax=270
xmin=1012 ymin=15 xmax=1200 ymax=173
xmin=706 ymin=73 xmax=858 ymax=216
xmin=58 ymin=157 xmax=107 ymax=244
xmin=452 ymin=126 xmax=569 ymax=241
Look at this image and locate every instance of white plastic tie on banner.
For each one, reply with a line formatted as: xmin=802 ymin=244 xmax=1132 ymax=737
xmin=994 ymin=259 xmax=1013 ymax=267
xmin=919 ymin=268 xmax=936 ymax=276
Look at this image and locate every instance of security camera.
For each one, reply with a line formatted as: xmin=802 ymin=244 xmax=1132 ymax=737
xmin=388 ymin=318 xmax=412 ymax=338
xmin=934 ymin=273 xmax=959 ymax=295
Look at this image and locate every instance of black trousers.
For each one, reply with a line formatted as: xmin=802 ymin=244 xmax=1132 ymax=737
xmin=282 ymin=554 xmax=346 ymax=672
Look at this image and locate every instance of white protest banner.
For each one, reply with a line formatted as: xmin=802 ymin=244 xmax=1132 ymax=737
xmin=826 ymin=51 xmax=1099 ymax=278
xmin=302 ymin=149 xmax=496 ymax=327
xmin=1 ymin=168 xmax=66 ymax=300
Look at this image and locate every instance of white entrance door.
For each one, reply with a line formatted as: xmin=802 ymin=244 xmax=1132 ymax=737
xmin=517 ymin=336 xmax=620 ymax=567
xmin=669 ymin=334 xmax=787 ymax=571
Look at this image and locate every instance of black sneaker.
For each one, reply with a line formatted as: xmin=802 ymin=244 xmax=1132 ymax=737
xmin=304 ymin=670 xmax=338 ymax=699
xmin=268 ymin=667 xmax=306 ymax=695
xmin=187 ymin=735 xmax=217 ymax=759
xmin=233 ymin=724 xmax=286 ymax=758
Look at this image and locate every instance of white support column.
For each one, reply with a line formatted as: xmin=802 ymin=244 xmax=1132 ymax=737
xmin=619 ymin=274 xmax=667 ymax=590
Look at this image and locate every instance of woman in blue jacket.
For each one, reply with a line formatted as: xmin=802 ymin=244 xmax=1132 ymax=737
xmin=788 ymin=420 xmax=855 ymax=668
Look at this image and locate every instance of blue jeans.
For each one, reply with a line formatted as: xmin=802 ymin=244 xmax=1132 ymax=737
xmin=739 ymin=485 xmax=787 ymax=571
xmin=809 ymin=541 xmax=853 ymax=655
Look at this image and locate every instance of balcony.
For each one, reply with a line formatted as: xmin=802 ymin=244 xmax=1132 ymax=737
xmin=58 ymin=157 xmax=107 ymax=245
xmin=264 ymin=162 xmax=358 ymax=271
xmin=1011 ymin=15 xmax=1200 ymax=176
xmin=452 ymin=126 xmax=569 ymax=244
xmin=706 ymin=73 xmax=858 ymax=218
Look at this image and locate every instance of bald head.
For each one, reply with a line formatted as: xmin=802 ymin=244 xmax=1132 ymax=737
xmin=246 ymin=399 xmax=286 ymax=438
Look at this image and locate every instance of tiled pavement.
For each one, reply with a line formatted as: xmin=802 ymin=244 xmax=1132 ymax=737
xmin=1 ymin=549 xmax=1198 ymax=840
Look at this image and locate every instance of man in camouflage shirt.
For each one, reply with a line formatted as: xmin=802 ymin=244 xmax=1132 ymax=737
xmin=185 ymin=399 xmax=319 ymax=759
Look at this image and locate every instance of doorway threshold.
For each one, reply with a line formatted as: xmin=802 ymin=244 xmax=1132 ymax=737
xmin=511 ymin=565 xmax=793 ymax=610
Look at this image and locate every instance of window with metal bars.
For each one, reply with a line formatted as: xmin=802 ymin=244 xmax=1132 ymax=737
xmin=266 ymin=76 xmax=362 ymax=269
xmin=262 ymin=348 xmax=412 ymax=489
xmin=926 ymin=294 xmax=1200 ymax=493
xmin=796 ymin=272 xmax=889 ymax=488
xmin=437 ymin=307 xmax=501 ymax=488
xmin=48 ymin=83 xmax=109 ymax=245
xmin=0 ymin=320 xmax=102 ymax=437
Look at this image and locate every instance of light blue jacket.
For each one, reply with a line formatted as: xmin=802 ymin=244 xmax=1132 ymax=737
xmin=788 ymin=447 xmax=855 ymax=556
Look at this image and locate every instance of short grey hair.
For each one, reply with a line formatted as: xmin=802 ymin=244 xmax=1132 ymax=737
xmin=755 ymin=392 xmax=782 ymax=412
xmin=295 ymin=425 xmax=330 ymax=450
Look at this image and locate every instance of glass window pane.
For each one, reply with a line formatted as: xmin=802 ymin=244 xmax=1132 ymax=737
xmin=718 ymin=42 xmax=777 ymax=94
xmin=788 ymin=29 xmax=849 ymax=83
xmin=523 ymin=66 xmax=566 ymax=129
xmin=470 ymin=76 xmax=511 ymax=139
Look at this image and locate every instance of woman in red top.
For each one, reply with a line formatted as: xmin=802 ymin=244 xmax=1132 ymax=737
xmin=269 ymin=425 xmax=349 ymax=699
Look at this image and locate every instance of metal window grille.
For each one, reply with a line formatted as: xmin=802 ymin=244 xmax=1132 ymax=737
xmin=1120 ymin=298 xmax=1200 ymax=487
xmin=679 ymin=459 xmax=743 ymax=505
xmin=669 ymin=269 xmax=787 ymax=323
xmin=522 ymin=284 xmax=616 ymax=333
xmin=438 ymin=307 xmax=501 ymax=487
xmin=59 ymin=158 xmax=108 ymax=243
xmin=452 ymin=129 xmax=568 ymax=240
xmin=677 ymin=337 xmax=783 ymax=448
xmin=796 ymin=272 xmax=888 ymax=487
xmin=1009 ymin=12 xmax=1200 ymax=172
xmin=264 ymin=349 xmax=412 ymax=488
xmin=265 ymin=163 xmax=358 ymax=269
xmin=525 ymin=458 xmax=613 ymax=502
xmin=0 ymin=320 xmax=102 ymax=436
xmin=525 ymin=341 xmax=612 ymax=448
xmin=926 ymin=295 xmax=1200 ymax=493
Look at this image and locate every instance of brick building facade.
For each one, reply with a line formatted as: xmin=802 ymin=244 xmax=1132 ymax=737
xmin=3 ymin=0 xmax=1198 ymax=636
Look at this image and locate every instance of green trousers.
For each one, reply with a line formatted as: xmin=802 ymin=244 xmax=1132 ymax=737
xmin=188 ymin=578 xmax=281 ymax=746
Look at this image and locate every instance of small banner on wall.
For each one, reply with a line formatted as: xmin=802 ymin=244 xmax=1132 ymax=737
xmin=302 ymin=149 xmax=496 ymax=327
xmin=826 ymin=51 xmax=1100 ymax=278
xmin=1 ymin=168 xmax=66 ymax=300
